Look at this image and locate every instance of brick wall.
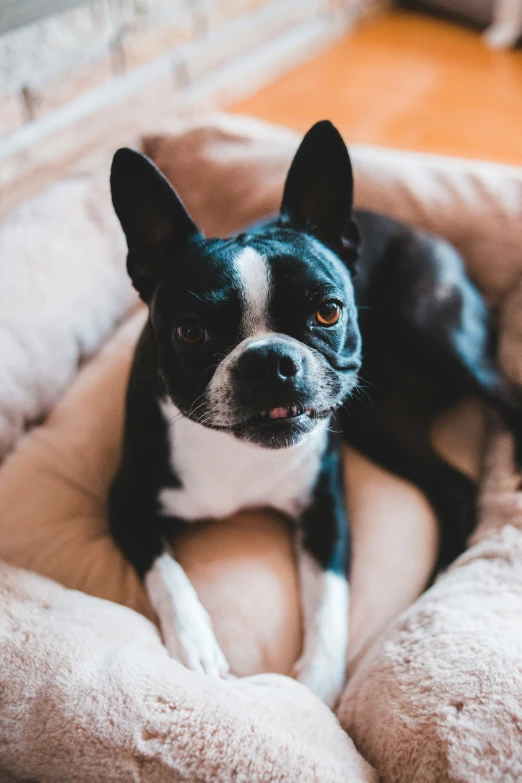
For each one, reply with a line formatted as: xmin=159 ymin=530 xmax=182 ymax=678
xmin=0 ymin=0 xmax=373 ymax=134
xmin=0 ymin=0 xmax=384 ymax=214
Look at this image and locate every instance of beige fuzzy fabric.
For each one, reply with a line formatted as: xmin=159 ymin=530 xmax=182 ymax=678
xmin=0 ymin=157 xmax=136 ymax=461
xmin=338 ymin=415 xmax=522 ymax=782
xmin=2 ymin=114 xmax=522 ymax=781
xmin=1 ymin=563 xmax=374 ymax=783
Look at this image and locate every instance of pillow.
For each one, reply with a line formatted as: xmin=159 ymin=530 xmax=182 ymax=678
xmin=338 ymin=415 xmax=522 ymax=782
xmin=0 ymin=560 xmax=376 ymax=783
xmin=0 ymin=155 xmax=137 ymax=462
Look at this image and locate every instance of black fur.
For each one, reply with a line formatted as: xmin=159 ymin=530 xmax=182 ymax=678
xmin=343 ymin=210 xmax=522 ymax=568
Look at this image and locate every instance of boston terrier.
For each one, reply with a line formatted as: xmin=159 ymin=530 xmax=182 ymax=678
xmin=109 ymin=121 xmax=522 ymax=708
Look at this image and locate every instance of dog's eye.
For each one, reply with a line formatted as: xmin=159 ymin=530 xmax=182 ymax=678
xmin=315 ymin=300 xmax=342 ymax=326
xmin=176 ymin=321 xmax=209 ymax=345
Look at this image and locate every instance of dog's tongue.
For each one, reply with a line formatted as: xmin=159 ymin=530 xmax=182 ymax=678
xmin=268 ymin=407 xmax=290 ymax=420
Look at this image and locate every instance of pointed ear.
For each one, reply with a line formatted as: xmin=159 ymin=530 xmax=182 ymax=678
xmin=280 ymin=121 xmax=359 ymax=271
xmin=110 ymin=148 xmax=200 ymax=301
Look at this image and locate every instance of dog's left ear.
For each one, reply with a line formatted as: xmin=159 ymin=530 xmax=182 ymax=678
xmin=110 ymin=147 xmax=201 ymax=302
xmin=280 ymin=121 xmax=359 ymax=271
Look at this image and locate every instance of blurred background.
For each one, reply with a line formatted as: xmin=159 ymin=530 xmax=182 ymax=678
xmin=1 ymin=0 xmax=521 ymax=215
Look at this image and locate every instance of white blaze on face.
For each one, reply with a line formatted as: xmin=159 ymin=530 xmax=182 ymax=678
xmin=234 ymin=246 xmax=272 ymax=336
xmin=205 ymin=244 xmax=330 ymax=429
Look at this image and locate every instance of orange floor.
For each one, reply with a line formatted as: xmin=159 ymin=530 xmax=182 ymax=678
xmin=230 ymin=9 xmax=522 ymax=165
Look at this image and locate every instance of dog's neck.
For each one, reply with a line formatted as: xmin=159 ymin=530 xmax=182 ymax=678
xmin=157 ymin=399 xmax=330 ymax=522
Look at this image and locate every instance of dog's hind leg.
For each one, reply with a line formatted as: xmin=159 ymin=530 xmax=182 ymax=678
xmin=371 ymin=231 xmax=522 ymax=460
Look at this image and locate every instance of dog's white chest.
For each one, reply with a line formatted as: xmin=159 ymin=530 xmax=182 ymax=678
xmin=158 ymin=400 xmax=328 ymax=521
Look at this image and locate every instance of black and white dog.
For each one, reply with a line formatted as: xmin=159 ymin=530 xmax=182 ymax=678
xmin=109 ymin=121 xmax=521 ymax=707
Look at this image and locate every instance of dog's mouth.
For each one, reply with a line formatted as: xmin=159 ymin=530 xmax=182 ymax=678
xmin=191 ymin=405 xmax=333 ymax=433
xmin=247 ymin=405 xmax=330 ymax=424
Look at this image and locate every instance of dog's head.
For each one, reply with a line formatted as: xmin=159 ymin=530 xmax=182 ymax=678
xmin=111 ymin=121 xmax=362 ymax=449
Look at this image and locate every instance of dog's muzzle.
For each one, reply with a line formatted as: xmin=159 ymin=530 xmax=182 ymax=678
xmin=204 ymin=334 xmax=355 ymax=447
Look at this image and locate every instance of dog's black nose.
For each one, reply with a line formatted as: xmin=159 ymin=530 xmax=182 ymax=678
xmin=235 ymin=343 xmax=304 ymax=397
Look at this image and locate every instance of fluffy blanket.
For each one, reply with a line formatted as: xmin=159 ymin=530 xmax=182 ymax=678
xmin=1 ymin=114 xmax=522 ymax=781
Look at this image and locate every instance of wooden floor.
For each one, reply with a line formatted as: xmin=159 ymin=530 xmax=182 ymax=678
xmin=229 ymin=9 xmax=522 ymax=165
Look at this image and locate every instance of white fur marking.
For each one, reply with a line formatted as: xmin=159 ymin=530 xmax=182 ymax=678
xmin=145 ymin=552 xmax=229 ymax=677
xmin=234 ymin=246 xmax=271 ymax=336
xmin=294 ymin=550 xmax=349 ymax=708
xmin=158 ymin=400 xmax=328 ymax=521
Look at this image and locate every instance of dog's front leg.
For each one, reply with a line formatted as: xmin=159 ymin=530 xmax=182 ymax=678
xmin=293 ymin=551 xmax=349 ymax=708
xmin=293 ymin=443 xmax=350 ymax=708
xmin=145 ymin=549 xmax=230 ymax=678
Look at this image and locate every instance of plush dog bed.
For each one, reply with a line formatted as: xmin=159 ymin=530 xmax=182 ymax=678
xmin=1 ymin=114 xmax=522 ymax=782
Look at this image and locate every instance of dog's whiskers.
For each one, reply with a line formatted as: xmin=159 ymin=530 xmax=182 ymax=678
xmin=357 ymin=374 xmax=378 ymax=392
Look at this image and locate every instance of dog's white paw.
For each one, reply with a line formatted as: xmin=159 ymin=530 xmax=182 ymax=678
xmin=145 ymin=552 xmax=230 ymax=678
xmin=293 ymin=644 xmax=346 ymax=708
xmin=162 ymin=606 xmax=230 ymax=678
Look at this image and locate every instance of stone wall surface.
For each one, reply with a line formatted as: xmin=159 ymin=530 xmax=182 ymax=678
xmin=0 ymin=0 xmax=381 ymax=213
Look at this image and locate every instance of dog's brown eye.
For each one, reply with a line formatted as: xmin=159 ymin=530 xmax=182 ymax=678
xmin=316 ymin=301 xmax=342 ymax=326
xmin=176 ymin=321 xmax=208 ymax=345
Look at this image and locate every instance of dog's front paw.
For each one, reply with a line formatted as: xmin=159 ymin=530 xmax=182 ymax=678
xmin=293 ymin=646 xmax=346 ymax=709
xmin=163 ymin=613 xmax=230 ymax=678
xmin=145 ymin=552 xmax=230 ymax=678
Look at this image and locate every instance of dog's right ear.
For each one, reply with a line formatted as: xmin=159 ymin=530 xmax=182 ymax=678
xmin=110 ymin=148 xmax=200 ymax=302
